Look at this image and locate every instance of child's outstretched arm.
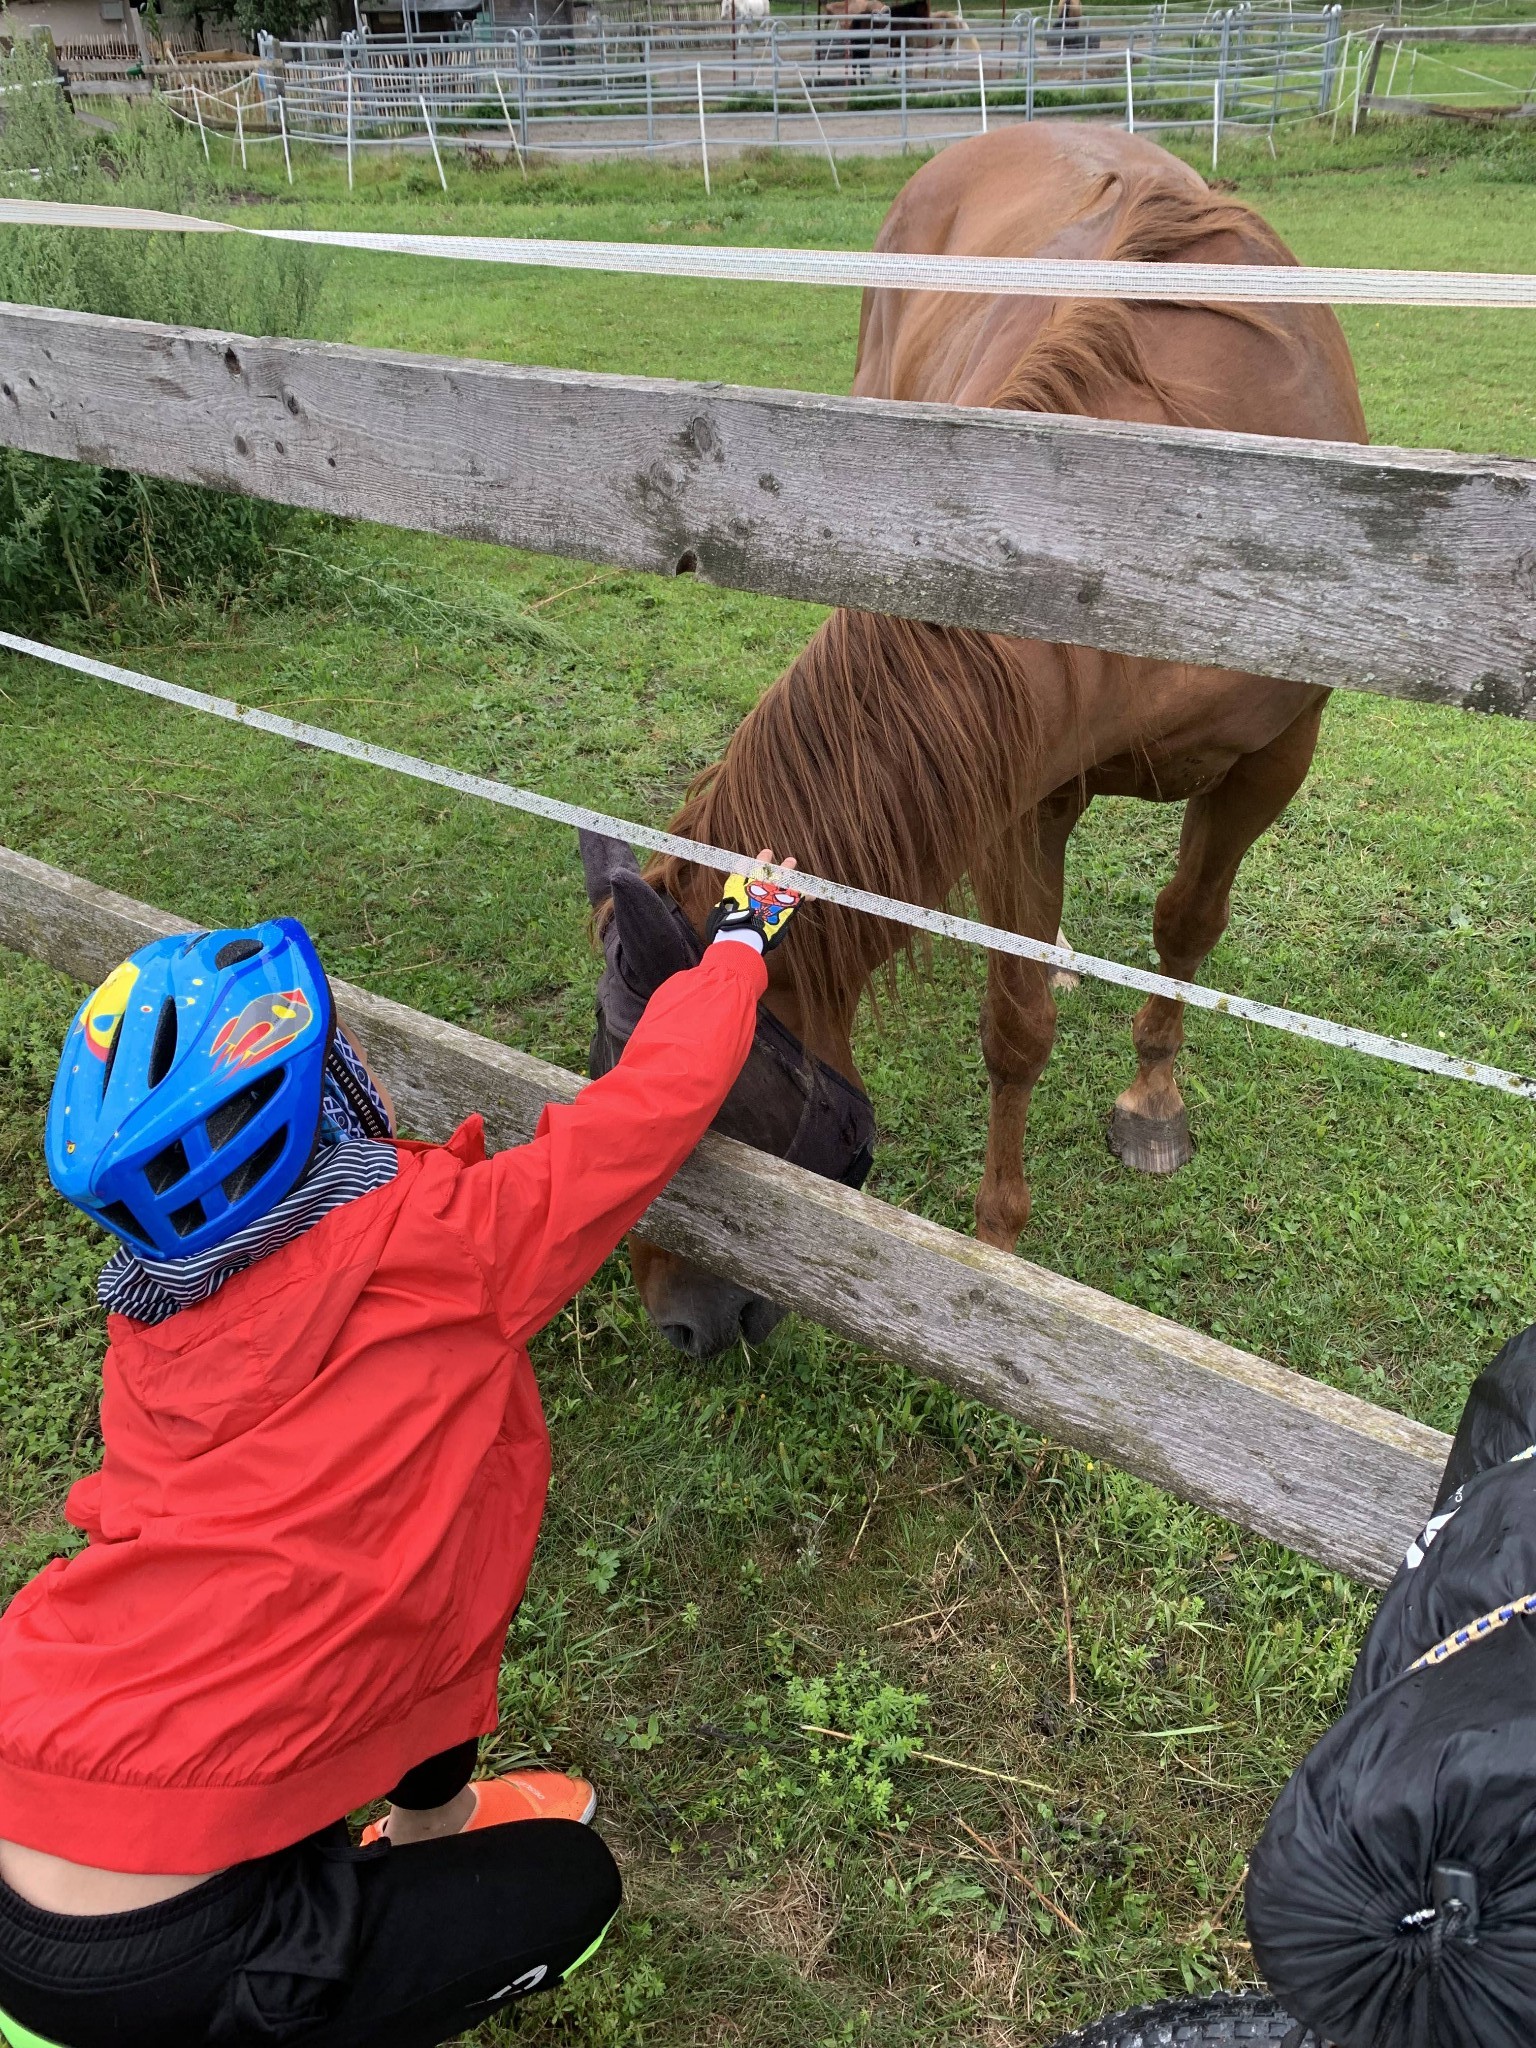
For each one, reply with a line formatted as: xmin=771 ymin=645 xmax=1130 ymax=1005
xmin=445 ymin=854 xmax=800 ymax=1346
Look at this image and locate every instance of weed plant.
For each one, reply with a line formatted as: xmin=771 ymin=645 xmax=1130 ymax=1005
xmin=0 ymin=36 xmax=324 ymax=621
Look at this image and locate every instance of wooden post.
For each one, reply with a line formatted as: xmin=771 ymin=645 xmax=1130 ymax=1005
xmin=1357 ymin=23 xmax=1385 ymax=127
xmin=0 ymin=843 xmax=1449 ymax=1589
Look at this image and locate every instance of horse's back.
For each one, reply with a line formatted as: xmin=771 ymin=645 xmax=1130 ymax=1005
xmin=853 ymin=126 xmax=1365 ymax=445
xmin=871 ymin=125 xmax=1206 ymax=265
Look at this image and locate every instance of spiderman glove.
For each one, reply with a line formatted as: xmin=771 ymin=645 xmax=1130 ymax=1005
xmin=706 ymin=865 xmax=802 ymax=953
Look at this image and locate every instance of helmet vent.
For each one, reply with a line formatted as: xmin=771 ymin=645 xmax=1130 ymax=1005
xmin=147 ymin=998 xmax=179 ymax=1088
xmin=222 ymin=1127 xmax=288 ymax=1204
xmin=144 ymin=1138 xmax=191 ymax=1194
xmin=100 ymin=1199 xmax=151 ymax=1245
xmin=169 ymin=1197 xmax=208 ymax=1240
xmin=99 ymin=1015 xmax=125 ymax=1100
xmin=213 ymin=936 xmax=265 ymax=970
xmin=206 ymin=1070 xmax=284 ymax=1152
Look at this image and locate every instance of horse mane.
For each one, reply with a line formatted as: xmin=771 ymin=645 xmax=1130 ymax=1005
xmin=989 ymin=173 xmax=1291 ymax=424
xmin=646 ymin=174 xmax=1294 ymax=1017
xmin=649 ymin=612 xmax=1044 ymax=1017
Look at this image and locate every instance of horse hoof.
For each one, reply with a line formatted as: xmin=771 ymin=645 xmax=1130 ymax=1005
xmin=1048 ymin=966 xmax=1080 ymax=994
xmin=1108 ymin=1104 xmax=1193 ymax=1175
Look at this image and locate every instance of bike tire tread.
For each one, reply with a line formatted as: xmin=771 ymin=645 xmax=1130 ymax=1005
xmin=1042 ymin=1990 xmax=1300 ymax=2048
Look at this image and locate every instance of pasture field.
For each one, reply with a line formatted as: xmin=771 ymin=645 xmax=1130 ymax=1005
xmin=1 ymin=118 xmax=1534 ymax=2045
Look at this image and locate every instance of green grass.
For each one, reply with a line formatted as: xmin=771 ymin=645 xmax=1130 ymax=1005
xmin=1 ymin=117 xmax=1535 ymax=2046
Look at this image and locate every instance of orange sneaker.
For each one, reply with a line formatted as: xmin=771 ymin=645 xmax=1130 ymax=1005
xmin=463 ymin=1772 xmax=598 ymax=1830
xmin=361 ymin=1771 xmax=597 ymax=1846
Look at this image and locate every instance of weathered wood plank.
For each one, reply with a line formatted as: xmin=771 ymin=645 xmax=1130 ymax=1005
xmin=0 ymin=303 xmax=1531 ymax=713
xmin=1364 ymin=96 xmax=1536 ymax=119
xmin=0 ymin=842 xmax=1449 ymax=1585
xmin=1369 ymin=21 xmax=1536 ymax=40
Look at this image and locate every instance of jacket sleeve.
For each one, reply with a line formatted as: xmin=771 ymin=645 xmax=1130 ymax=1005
xmin=443 ymin=940 xmax=767 ymax=1345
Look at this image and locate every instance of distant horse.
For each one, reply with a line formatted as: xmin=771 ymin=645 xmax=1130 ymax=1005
xmin=921 ymin=9 xmax=979 ymax=73
xmin=1045 ymin=0 xmax=1100 ymax=53
xmin=822 ymin=0 xmax=890 ymax=82
xmin=721 ymin=0 xmax=772 ymax=82
xmin=582 ymin=125 xmax=1366 ymax=1360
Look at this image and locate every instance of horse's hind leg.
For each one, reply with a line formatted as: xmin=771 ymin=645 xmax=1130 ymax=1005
xmin=973 ymin=787 xmax=1087 ymax=1249
xmin=1111 ymin=698 xmax=1327 ymax=1175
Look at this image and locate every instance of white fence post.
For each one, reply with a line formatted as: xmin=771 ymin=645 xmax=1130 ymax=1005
xmin=977 ymin=46 xmax=987 ymax=132
xmin=1331 ymin=26 xmax=1352 ymax=139
xmin=492 ymin=71 xmax=526 ymax=174
xmin=419 ymin=92 xmax=447 ymax=190
xmin=1212 ymin=73 xmax=1222 ymax=168
xmin=696 ymin=61 xmax=710 ymax=194
xmin=278 ymin=92 xmax=293 ymax=184
xmin=234 ymin=91 xmax=247 ymax=171
xmin=346 ymin=69 xmax=355 ymax=189
xmin=1125 ymin=41 xmax=1134 ymax=131
xmin=795 ymin=65 xmax=840 ymax=188
xmin=192 ymin=85 xmax=210 ymax=163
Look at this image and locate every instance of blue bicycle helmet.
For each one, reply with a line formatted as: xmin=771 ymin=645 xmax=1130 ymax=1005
xmin=45 ymin=920 xmax=334 ymax=1260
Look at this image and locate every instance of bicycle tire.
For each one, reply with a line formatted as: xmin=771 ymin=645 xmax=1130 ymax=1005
xmin=1042 ymin=1990 xmax=1304 ymax=2048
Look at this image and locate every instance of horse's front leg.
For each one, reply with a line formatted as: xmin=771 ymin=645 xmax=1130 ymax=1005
xmin=1111 ymin=698 xmax=1326 ymax=1174
xmin=973 ymin=789 xmax=1085 ymax=1250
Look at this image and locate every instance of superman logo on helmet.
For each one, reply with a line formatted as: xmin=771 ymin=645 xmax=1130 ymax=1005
xmin=210 ymin=989 xmax=315 ymax=1074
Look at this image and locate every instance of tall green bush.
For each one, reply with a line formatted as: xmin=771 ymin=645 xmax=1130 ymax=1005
xmin=0 ymin=38 xmax=326 ymax=621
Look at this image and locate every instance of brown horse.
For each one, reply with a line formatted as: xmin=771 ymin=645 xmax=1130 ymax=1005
xmin=582 ymin=124 xmax=1366 ymax=1360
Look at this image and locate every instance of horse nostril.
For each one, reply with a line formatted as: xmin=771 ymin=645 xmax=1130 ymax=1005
xmin=660 ymin=1322 xmax=701 ymax=1357
xmin=740 ymin=1297 xmax=785 ymax=1346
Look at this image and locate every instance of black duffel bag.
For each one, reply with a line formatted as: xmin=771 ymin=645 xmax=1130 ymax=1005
xmin=1245 ymin=1320 xmax=1536 ymax=2048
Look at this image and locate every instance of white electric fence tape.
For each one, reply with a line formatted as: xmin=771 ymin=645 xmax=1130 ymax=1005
xmin=0 ymin=198 xmax=1533 ymax=308
xmin=3 ymin=630 xmax=1532 ymax=1104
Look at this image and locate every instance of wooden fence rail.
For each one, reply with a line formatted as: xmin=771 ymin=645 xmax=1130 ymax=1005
xmin=0 ymin=844 xmax=1449 ymax=1588
xmin=0 ymin=304 xmax=1532 ymax=713
xmin=1364 ymin=21 xmax=1536 ymax=42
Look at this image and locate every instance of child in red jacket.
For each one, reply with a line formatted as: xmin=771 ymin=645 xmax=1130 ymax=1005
xmin=0 ymin=856 xmax=798 ymax=2048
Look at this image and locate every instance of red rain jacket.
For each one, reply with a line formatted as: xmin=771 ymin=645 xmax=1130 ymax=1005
xmin=0 ymin=944 xmax=765 ymax=1875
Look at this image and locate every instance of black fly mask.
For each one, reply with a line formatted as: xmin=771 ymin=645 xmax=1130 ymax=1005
xmin=579 ymin=831 xmax=875 ymax=1192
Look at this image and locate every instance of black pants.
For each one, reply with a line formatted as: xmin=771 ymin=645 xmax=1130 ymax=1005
xmin=386 ymin=1737 xmax=481 ymax=1813
xmin=0 ymin=1814 xmax=620 ymax=2048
